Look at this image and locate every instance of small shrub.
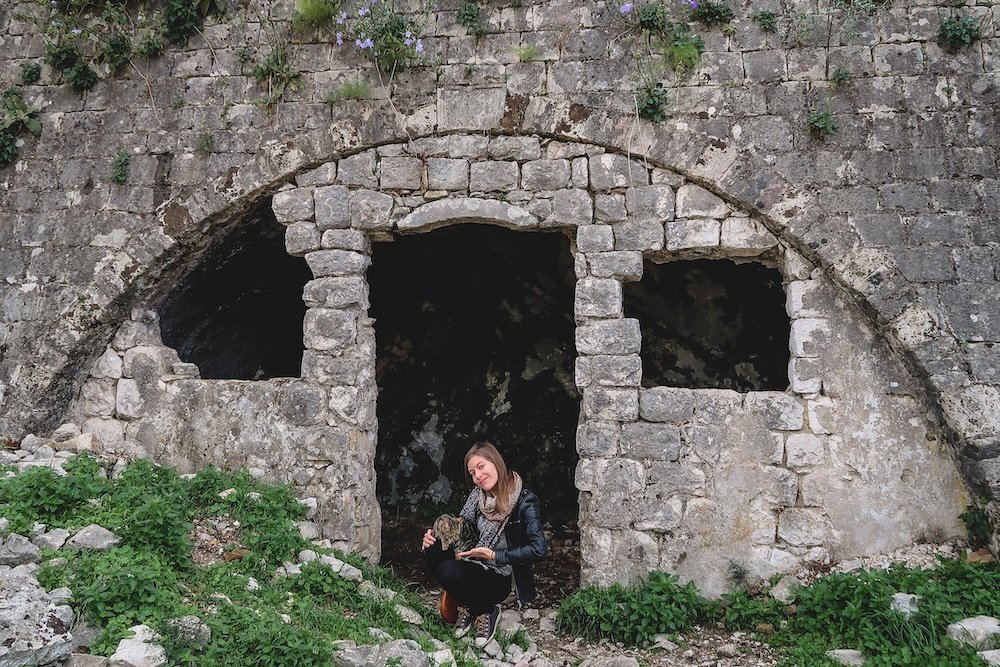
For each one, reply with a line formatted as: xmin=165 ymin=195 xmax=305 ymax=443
xmin=752 ymin=10 xmax=778 ymax=32
xmin=45 ymin=41 xmax=81 ymax=71
xmin=164 ymin=0 xmax=203 ymax=45
xmin=252 ymin=48 xmax=301 ymax=106
xmin=638 ymin=1 xmax=670 ymax=34
xmin=352 ymin=0 xmax=423 ymax=71
xmin=21 ymin=62 xmax=42 ymax=85
xmin=636 ymin=82 xmax=669 ymax=121
xmin=807 ymin=110 xmax=837 ymax=136
xmin=512 ymin=44 xmax=541 ymax=61
xmin=120 ymin=496 xmax=192 ymax=566
xmin=292 ymin=0 xmax=340 ymax=32
xmin=937 ymin=15 xmax=981 ymax=54
xmin=65 ymin=62 xmax=99 ymax=92
xmin=960 ymin=502 xmax=991 ymax=549
xmin=658 ymin=22 xmax=705 ymax=72
xmin=829 ymin=67 xmax=852 ymax=86
xmin=457 ymin=2 xmax=489 ymax=37
xmin=97 ymin=34 xmax=132 ymax=72
xmin=0 ymin=129 xmax=17 ymax=167
xmin=689 ymin=1 xmax=735 ymax=27
xmin=324 ymin=81 xmax=372 ymax=102
xmin=136 ymin=34 xmax=165 ymax=58
xmin=111 ymin=149 xmax=130 ymax=183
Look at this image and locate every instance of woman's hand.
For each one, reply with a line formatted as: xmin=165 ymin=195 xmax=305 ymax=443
xmin=456 ymin=547 xmax=495 ymax=561
xmin=421 ymin=529 xmax=436 ymax=551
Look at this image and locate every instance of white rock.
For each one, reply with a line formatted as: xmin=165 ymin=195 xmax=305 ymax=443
xmin=946 ymin=616 xmax=1000 ymax=649
xmin=769 ymin=575 xmax=803 ymax=603
xmin=0 ymin=573 xmax=73 ymax=667
xmin=979 ymin=649 xmax=1000 ymax=666
xmin=0 ymin=534 xmax=41 ymax=566
xmin=395 ymin=604 xmax=423 ymax=625
xmin=826 ymin=649 xmax=865 ymax=666
xmin=890 ymin=593 xmax=921 ymax=618
xmin=66 ymin=525 xmax=120 ymax=551
xmin=339 ymin=563 xmax=363 ymax=582
xmin=108 ymin=625 xmax=166 ymax=667
xmin=51 ymin=423 xmax=81 ymax=442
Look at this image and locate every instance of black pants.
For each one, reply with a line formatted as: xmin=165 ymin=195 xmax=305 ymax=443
xmin=423 ymin=540 xmax=511 ymax=616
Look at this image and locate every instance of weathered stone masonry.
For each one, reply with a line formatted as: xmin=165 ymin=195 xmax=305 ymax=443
xmin=1 ymin=0 xmax=998 ymax=591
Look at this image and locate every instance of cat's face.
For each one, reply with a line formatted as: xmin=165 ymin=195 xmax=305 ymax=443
xmin=467 ymin=454 xmax=498 ymax=494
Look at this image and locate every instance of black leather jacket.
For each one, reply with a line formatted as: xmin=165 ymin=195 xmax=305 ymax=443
xmin=493 ymin=489 xmax=547 ymax=605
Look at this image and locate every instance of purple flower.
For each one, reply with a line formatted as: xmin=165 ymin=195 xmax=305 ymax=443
xmin=336 ymin=32 xmax=343 ymax=45
xmin=359 ymin=37 xmax=374 ymax=49
xmin=354 ymin=37 xmax=363 ymax=47
xmin=415 ymin=38 xmax=423 ymax=53
xmin=620 ymin=2 xmax=634 ymax=14
xmin=686 ymin=0 xmax=699 ymax=8
xmin=71 ymin=27 xmax=82 ymax=35
xmin=337 ymin=10 xmax=347 ymax=24
xmin=369 ymin=0 xmax=377 ymax=5
xmin=50 ymin=0 xmax=58 ymax=7
xmin=358 ymin=6 xmax=369 ymax=16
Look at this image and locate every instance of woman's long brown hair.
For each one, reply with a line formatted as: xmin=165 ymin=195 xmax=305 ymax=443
xmin=464 ymin=441 xmax=517 ymax=514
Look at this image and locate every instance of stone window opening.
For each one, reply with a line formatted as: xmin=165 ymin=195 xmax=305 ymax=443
xmin=367 ymin=223 xmax=580 ymax=590
xmin=623 ymin=257 xmax=790 ymax=392
xmin=157 ymin=198 xmax=312 ymax=380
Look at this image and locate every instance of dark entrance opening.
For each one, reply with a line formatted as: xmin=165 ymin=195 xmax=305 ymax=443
xmin=369 ymin=224 xmax=580 ymax=601
xmin=623 ymin=259 xmax=789 ymax=391
xmin=157 ymin=199 xmax=311 ymax=380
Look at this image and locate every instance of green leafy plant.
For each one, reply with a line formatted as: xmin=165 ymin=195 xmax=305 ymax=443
xmin=960 ymin=502 xmax=991 ymax=549
xmin=937 ymin=15 xmax=982 ymax=54
xmin=252 ymin=48 xmax=301 ymax=106
xmin=351 ymin=0 xmax=423 ymax=71
xmin=829 ymin=67 xmax=852 ymax=87
xmin=97 ymin=33 xmax=132 ymax=72
xmin=657 ymin=22 xmax=705 ymax=72
xmin=689 ymin=0 xmax=735 ymax=27
xmin=21 ymin=62 xmax=42 ymax=85
xmin=808 ymin=109 xmax=837 ymax=136
xmin=752 ymin=10 xmax=778 ymax=32
xmin=638 ymin=1 xmax=670 ymax=34
xmin=163 ymin=0 xmax=204 ymax=45
xmin=324 ymin=80 xmax=372 ymax=102
xmin=111 ymin=149 xmax=131 ymax=183
xmin=457 ymin=1 xmax=489 ymax=37
xmin=135 ymin=34 xmax=165 ymax=58
xmin=512 ymin=44 xmax=541 ymax=61
xmin=636 ymin=82 xmax=669 ymax=122
xmin=66 ymin=61 xmax=99 ymax=92
xmin=557 ymin=571 xmax=712 ymax=645
xmin=292 ymin=0 xmax=340 ymax=32
xmin=45 ymin=40 xmax=81 ymax=71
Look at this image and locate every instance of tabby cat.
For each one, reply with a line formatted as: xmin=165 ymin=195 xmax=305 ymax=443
xmin=433 ymin=513 xmax=474 ymax=559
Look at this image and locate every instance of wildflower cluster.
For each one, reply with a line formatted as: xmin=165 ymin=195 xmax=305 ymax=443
xmin=337 ymin=0 xmax=426 ymax=72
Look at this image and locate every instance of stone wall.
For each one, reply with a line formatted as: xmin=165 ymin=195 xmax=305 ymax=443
xmin=1 ymin=0 xmax=998 ymax=589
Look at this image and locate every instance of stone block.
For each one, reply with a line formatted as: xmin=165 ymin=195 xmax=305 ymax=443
xmin=572 ymin=156 xmax=589 ymax=188
xmin=745 ymin=392 xmax=804 ymax=430
xmin=621 ymin=423 xmax=681 ymax=461
xmin=320 ymin=229 xmax=370 ymax=253
xmin=614 ymin=219 xmax=664 ymax=251
xmin=666 ymin=218 xmax=720 ymax=251
xmin=646 ymin=462 xmax=706 ymax=494
xmin=338 ymin=151 xmax=378 ymax=187
xmin=785 ymin=280 xmax=824 ymax=319
xmin=426 ymin=158 xmax=469 ymax=191
xmin=785 ymin=433 xmax=825 ymax=470
xmin=82 ymin=417 xmax=125 ymax=448
xmin=761 ymin=466 xmax=798 ymax=506
xmin=744 ymin=50 xmax=787 ymax=81
xmin=777 ymin=508 xmax=828 ymax=547
xmin=639 ymin=387 xmax=695 ymax=423
xmin=521 ymin=159 xmax=571 ymax=190
xmin=575 ymin=278 xmax=623 ymax=318
xmin=632 ymin=495 xmax=684 ymax=532
xmin=272 ymin=187 xmax=314 ymax=223
xmin=807 ymin=397 xmax=835 ymax=434
xmin=349 ymin=190 xmax=394 ymax=231
xmin=588 ymin=251 xmax=643 ymax=280
xmin=397 ymin=197 xmax=537 ymax=231
xmin=579 ymin=527 xmax=659 ymax=588
xmin=0 ymin=574 xmax=73 ymax=667
xmin=284 ymin=222 xmax=321 ymax=256
xmin=676 ymin=185 xmax=730 ymax=219
xmin=301 ymin=350 xmax=365 ymax=385
xmin=548 ymin=189 xmax=593 ymax=226
xmin=295 ymin=162 xmax=337 ymax=187
xmin=595 ymin=194 xmax=627 ymax=222
xmin=80 ymin=380 xmax=116 ymax=417
xmin=302 ymin=309 xmax=357 ymax=352
xmin=378 ymin=157 xmax=423 ymax=191
xmin=576 ymin=225 xmax=614 ymax=252
xmin=946 ymin=616 xmax=1000 ymax=650
xmin=589 ymin=154 xmax=649 ymax=190
xmin=305 ymin=250 xmax=371 ymax=277
xmin=789 ymin=318 xmax=830 ymax=358
xmin=576 ymin=318 xmax=641 ymax=355
xmin=582 ymin=387 xmax=639 ymax=421
xmin=115 ymin=379 xmax=143 ymax=421
xmin=469 ymin=161 xmax=519 ymax=191
xmin=625 ymin=184 xmax=675 ymax=223
xmin=575 ymin=457 xmax=645 ymax=493
xmin=487 ymin=136 xmax=542 ymax=160
xmin=721 ymin=217 xmax=777 ymax=256
xmin=303 ymin=277 xmax=368 ymax=309
xmin=91 ymin=348 xmax=123 ymax=380
xmin=576 ymin=421 xmax=620 ymax=456
xmin=874 ymin=43 xmax=924 ymax=76
xmin=789 ymin=358 xmax=822 ymax=394
xmin=314 ymin=185 xmax=352 ymax=231
xmin=576 ymin=354 xmax=642 ymax=387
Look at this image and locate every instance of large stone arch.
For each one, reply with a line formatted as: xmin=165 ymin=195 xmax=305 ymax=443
xmin=52 ymin=134 xmax=968 ymax=594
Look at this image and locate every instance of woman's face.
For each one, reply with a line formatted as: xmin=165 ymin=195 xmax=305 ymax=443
xmin=467 ymin=454 xmax=498 ymax=494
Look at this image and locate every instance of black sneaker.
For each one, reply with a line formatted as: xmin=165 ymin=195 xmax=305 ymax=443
xmin=474 ymin=604 xmax=501 ymax=647
xmin=454 ymin=607 xmax=474 ymax=638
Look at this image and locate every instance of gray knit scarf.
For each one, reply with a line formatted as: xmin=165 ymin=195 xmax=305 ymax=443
xmin=460 ymin=472 xmax=523 ymax=550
